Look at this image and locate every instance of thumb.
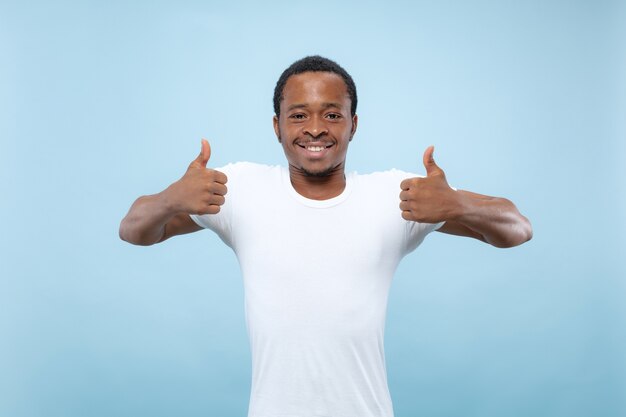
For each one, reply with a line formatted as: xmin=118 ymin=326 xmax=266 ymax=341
xmin=422 ymin=145 xmax=441 ymax=176
xmin=194 ymin=139 xmax=211 ymax=167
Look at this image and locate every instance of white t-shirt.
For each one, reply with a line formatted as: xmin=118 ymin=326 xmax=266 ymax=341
xmin=191 ymin=162 xmax=443 ymax=417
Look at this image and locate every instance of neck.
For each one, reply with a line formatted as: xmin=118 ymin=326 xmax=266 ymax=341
xmin=288 ymin=165 xmax=346 ymax=200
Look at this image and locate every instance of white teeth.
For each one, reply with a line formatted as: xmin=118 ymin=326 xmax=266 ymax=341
xmin=307 ymin=146 xmax=324 ymax=152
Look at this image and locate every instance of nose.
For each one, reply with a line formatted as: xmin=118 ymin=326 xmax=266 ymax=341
xmin=303 ymin=116 xmax=328 ymax=138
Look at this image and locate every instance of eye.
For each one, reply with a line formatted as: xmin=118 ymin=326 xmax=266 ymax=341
xmin=289 ymin=113 xmax=306 ymax=120
xmin=326 ymin=113 xmax=342 ymax=120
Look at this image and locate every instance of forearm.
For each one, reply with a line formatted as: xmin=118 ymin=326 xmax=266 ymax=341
xmin=119 ymin=190 xmax=177 ymax=246
xmin=451 ymin=190 xmax=533 ymax=248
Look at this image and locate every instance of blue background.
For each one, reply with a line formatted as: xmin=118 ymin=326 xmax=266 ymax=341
xmin=1 ymin=1 xmax=624 ymax=416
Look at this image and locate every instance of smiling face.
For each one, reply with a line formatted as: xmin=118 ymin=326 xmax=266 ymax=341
xmin=273 ymin=71 xmax=358 ymax=179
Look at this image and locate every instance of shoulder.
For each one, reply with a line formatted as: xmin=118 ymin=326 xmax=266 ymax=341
xmin=216 ymin=162 xmax=283 ymax=182
xmin=216 ymin=161 xmax=278 ymax=174
xmin=348 ymin=169 xmax=423 ymax=208
xmin=355 ymin=169 xmax=424 ymax=188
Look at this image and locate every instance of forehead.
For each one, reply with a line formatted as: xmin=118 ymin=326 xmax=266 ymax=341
xmin=281 ymin=72 xmax=350 ymax=108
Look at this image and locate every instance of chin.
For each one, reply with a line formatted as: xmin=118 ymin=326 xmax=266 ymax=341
xmin=302 ymin=167 xmax=334 ymax=178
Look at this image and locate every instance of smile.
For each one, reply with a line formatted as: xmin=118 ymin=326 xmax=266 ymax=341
xmin=297 ymin=143 xmax=333 ymax=152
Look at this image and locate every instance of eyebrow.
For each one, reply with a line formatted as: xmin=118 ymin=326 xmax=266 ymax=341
xmin=286 ymin=102 xmax=344 ymax=112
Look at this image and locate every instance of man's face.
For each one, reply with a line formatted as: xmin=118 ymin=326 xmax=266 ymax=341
xmin=273 ymin=71 xmax=357 ymax=177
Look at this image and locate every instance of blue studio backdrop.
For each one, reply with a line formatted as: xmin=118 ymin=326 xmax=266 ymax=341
xmin=1 ymin=1 xmax=624 ymax=416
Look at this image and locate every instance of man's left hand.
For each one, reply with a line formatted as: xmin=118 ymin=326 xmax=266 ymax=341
xmin=399 ymin=146 xmax=460 ymax=224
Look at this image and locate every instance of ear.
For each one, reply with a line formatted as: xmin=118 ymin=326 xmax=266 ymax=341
xmin=273 ymin=115 xmax=281 ymax=143
xmin=349 ymin=114 xmax=358 ymax=141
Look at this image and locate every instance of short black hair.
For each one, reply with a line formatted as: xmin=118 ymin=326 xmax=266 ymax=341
xmin=273 ymin=55 xmax=357 ymax=117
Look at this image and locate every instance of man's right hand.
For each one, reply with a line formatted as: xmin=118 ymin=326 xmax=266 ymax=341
xmin=164 ymin=139 xmax=228 ymax=215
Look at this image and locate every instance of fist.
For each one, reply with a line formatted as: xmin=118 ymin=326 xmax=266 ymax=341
xmin=399 ymin=146 xmax=459 ymax=223
xmin=166 ymin=139 xmax=228 ymax=215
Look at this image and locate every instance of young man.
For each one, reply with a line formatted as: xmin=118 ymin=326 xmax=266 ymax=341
xmin=120 ymin=56 xmax=532 ymax=417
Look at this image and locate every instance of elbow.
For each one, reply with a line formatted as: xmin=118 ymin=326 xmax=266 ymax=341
xmin=493 ymin=216 xmax=533 ymax=248
xmin=518 ymin=215 xmax=533 ymax=245
xmin=119 ymin=232 xmax=156 ymax=246
xmin=523 ymin=219 xmax=533 ymax=243
xmin=118 ymin=219 xmax=153 ymax=246
xmin=118 ymin=221 xmax=134 ymax=244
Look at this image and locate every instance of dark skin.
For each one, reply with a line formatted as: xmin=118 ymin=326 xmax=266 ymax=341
xmin=400 ymin=145 xmax=532 ymax=247
xmin=119 ymin=71 xmax=532 ymax=247
xmin=272 ymin=72 xmax=357 ymax=200
xmin=118 ymin=140 xmax=224 ymax=245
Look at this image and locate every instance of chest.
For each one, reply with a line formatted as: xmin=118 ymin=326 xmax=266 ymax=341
xmin=230 ymin=191 xmax=407 ymax=276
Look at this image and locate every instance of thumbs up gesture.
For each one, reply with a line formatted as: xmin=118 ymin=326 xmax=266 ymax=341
xmin=165 ymin=139 xmax=228 ymax=215
xmin=399 ymin=146 xmax=459 ymax=223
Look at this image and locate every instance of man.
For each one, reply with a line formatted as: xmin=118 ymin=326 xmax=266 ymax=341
xmin=120 ymin=56 xmax=532 ymax=417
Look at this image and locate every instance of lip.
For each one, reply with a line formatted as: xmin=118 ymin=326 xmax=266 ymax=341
xmin=295 ymin=141 xmax=334 ymax=158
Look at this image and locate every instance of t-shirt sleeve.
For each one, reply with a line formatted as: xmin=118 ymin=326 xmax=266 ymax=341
xmin=404 ymin=218 xmax=445 ymax=253
xmin=189 ymin=163 xmax=238 ymax=248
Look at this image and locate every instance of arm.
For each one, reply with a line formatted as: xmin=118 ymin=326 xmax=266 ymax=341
xmin=435 ymin=190 xmax=532 ymax=248
xmin=399 ymin=146 xmax=532 ymax=248
xmin=119 ymin=194 xmax=203 ymax=246
xmin=119 ymin=139 xmax=227 ymax=246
